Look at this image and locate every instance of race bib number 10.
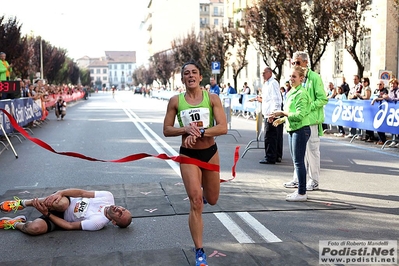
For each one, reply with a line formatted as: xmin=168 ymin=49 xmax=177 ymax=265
xmin=180 ymin=108 xmax=210 ymax=128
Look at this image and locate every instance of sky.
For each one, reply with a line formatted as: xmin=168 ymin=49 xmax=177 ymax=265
xmin=1 ymin=0 xmax=149 ymax=62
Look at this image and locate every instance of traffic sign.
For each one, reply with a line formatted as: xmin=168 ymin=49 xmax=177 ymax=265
xmin=211 ymin=61 xmax=220 ymax=74
xmin=379 ymin=70 xmax=392 ymax=80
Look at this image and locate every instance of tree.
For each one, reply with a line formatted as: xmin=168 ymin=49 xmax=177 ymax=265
xmin=151 ymin=50 xmax=175 ymax=86
xmin=246 ymin=3 xmax=292 ymax=82
xmin=132 ymin=65 xmax=156 ymax=87
xmin=200 ymin=27 xmax=227 ymax=85
xmin=223 ymin=21 xmax=250 ymax=90
xmin=0 ymin=16 xmax=28 ymax=79
xmin=298 ymin=0 xmax=341 ymax=69
xmin=246 ymin=0 xmax=341 ymax=80
xmin=171 ymin=29 xmax=202 ymax=80
xmin=79 ymin=68 xmax=91 ymax=86
xmin=334 ymin=0 xmax=372 ymax=78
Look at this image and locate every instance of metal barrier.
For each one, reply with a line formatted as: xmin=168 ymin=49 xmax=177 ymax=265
xmin=241 ymin=102 xmax=264 ymax=158
xmin=218 ymin=97 xmax=241 ymax=142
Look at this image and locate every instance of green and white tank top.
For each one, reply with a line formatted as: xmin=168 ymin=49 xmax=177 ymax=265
xmin=177 ymin=90 xmax=214 ymax=129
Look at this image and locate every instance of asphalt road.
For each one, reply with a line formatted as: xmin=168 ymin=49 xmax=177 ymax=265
xmin=0 ymin=91 xmax=398 ymax=266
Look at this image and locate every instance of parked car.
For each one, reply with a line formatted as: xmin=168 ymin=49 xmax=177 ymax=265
xmin=134 ymin=87 xmax=142 ymax=94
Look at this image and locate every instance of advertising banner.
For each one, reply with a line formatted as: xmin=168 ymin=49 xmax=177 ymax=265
xmin=324 ymin=99 xmax=399 ymax=134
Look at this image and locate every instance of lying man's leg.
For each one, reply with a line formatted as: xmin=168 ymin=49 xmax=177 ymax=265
xmin=1 ymin=196 xmax=70 ymax=213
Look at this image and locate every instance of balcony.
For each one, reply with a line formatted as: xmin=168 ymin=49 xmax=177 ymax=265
xmin=212 ymin=12 xmax=224 ymax=17
xmin=200 ymin=22 xmax=209 ymax=28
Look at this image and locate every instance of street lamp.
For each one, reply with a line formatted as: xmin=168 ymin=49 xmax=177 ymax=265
xmin=40 ymin=37 xmax=43 ymax=80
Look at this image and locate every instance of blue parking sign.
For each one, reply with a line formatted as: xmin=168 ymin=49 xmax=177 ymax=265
xmin=211 ymin=62 xmax=220 ymax=74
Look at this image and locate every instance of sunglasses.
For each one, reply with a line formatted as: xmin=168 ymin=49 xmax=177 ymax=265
xmin=291 ymin=61 xmax=301 ymax=66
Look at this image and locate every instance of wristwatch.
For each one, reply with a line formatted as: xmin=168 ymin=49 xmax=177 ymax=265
xmin=199 ymin=128 xmax=205 ymax=138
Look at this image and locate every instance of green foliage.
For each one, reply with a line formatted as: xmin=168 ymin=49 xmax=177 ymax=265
xmin=0 ymin=15 xmax=86 ymax=85
xmin=0 ymin=16 xmax=28 ymax=79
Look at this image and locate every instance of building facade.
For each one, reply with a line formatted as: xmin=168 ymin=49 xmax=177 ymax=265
xmin=106 ymin=51 xmax=136 ymax=90
xmin=200 ymin=0 xmax=224 ymax=38
xmin=77 ymin=51 xmax=136 ymax=90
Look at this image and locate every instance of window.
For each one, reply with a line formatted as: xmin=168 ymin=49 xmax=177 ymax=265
xmin=96 ymin=69 xmax=100 ymax=74
xmin=121 ymin=64 xmax=125 ymax=70
xmin=103 ymin=76 xmax=107 ymax=81
xmin=128 ymin=64 xmax=132 ymax=69
xmin=214 ymin=7 xmax=218 ymax=16
xmin=360 ymin=30 xmax=371 ymax=72
xmin=214 ymin=19 xmax=219 ymax=25
xmin=90 ymin=69 xmax=94 ymax=74
xmin=103 ymin=69 xmax=107 ymax=74
xmin=334 ymin=37 xmax=344 ymax=75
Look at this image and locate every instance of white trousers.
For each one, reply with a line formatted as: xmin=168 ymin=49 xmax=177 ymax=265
xmin=292 ymin=124 xmax=320 ymax=183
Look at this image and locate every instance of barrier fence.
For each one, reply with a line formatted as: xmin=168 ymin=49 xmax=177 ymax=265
xmin=149 ymin=90 xmax=399 ymax=135
xmin=0 ymin=92 xmax=84 ymax=136
xmin=324 ymin=99 xmax=399 ymax=135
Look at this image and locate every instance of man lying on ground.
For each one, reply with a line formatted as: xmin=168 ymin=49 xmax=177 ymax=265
xmin=0 ymin=188 xmax=132 ymax=235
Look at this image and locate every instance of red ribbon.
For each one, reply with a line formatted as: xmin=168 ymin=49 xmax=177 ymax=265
xmin=0 ymin=109 xmax=240 ymax=181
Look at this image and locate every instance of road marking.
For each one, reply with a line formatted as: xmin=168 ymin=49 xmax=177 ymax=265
xmin=236 ymin=212 xmax=282 ymax=243
xmin=15 ymin=182 xmax=38 ymax=188
xmin=214 ymin=213 xmax=254 ymax=243
xmin=208 ymin=250 xmax=227 ymax=257
xmin=144 ymin=208 xmax=158 ymax=213
xmin=116 ymin=98 xmax=181 ymax=176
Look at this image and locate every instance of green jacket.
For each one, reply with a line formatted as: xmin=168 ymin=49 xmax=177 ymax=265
xmin=0 ymin=60 xmax=8 ymax=81
xmin=304 ymin=69 xmax=328 ymax=135
xmin=283 ymin=84 xmax=311 ymax=132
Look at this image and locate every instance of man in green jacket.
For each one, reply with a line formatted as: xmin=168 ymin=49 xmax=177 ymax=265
xmin=283 ymin=51 xmax=328 ymax=191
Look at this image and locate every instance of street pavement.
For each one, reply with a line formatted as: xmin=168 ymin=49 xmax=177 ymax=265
xmin=0 ymin=91 xmax=398 ymax=266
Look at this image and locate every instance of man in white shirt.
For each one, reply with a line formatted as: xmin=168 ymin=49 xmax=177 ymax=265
xmin=256 ymin=67 xmax=283 ymax=164
xmin=0 ymin=188 xmax=132 ymax=235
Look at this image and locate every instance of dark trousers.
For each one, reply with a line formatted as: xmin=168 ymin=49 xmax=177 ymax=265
xmin=365 ymin=130 xmax=376 ymax=140
xmin=377 ymin=132 xmax=386 ymax=142
xmin=264 ymin=118 xmax=283 ymax=162
xmin=276 ymin=123 xmax=283 ymax=159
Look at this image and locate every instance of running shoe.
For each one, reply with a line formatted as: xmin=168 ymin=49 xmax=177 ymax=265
xmin=286 ymin=191 xmax=307 ymax=202
xmin=202 ymin=196 xmax=208 ymax=205
xmin=195 ymin=249 xmax=208 ymax=266
xmin=0 ymin=215 xmax=26 ymax=229
xmin=306 ymin=181 xmax=319 ymax=191
xmin=0 ymin=196 xmax=25 ymax=213
xmin=283 ymin=181 xmax=298 ymax=188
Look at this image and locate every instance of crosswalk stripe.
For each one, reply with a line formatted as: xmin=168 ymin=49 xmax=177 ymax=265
xmin=236 ymin=212 xmax=282 ymax=243
xmin=214 ymin=213 xmax=254 ymax=243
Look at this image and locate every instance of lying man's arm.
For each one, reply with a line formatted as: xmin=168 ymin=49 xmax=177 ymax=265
xmin=44 ymin=189 xmax=95 ymax=207
xmin=32 ymin=198 xmax=82 ymax=230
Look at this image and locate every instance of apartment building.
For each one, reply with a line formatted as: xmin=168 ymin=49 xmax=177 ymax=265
xmin=200 ymin=0 xmax=224 ymax=38
xmin=77 ymin=51 xmax=136 ymax=90
xmin=106 ymin=51 xmax=136 ymax=90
